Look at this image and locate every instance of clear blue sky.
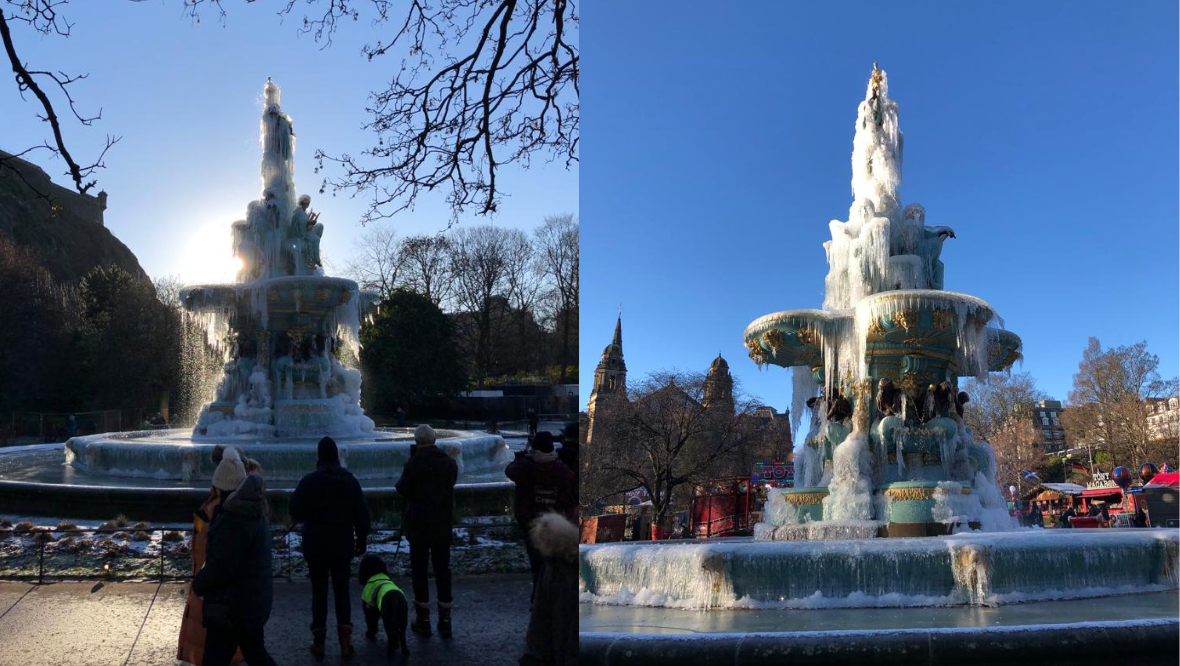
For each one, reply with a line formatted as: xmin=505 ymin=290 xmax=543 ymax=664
xmin=1 ymin=2 xmax=577 ymax=283
xmin=580 ymin=1 xmax=1178 ymax=411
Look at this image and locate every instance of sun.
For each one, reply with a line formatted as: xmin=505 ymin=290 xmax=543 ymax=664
xmin=177 ymin=218 xmax=243 ymax=284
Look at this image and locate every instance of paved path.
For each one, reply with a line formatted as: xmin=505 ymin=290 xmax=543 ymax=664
xmin=0 ymin=575 xmax=532 ymax=665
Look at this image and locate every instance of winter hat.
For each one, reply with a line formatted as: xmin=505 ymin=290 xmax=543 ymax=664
xmin=317 ymin=437 xmax=339 ymax=466
xmin=224 ymin=474 xmax=268 ymax=517
xmin=414 ymin=424 xmax=437 ymax=446
xmin=211 ymin=447 xmax=246 ymax=492
xmin=532 ymin=431 xmax=555 ymax=453
xmin=529 ymin=513 xmax=578 ymax=563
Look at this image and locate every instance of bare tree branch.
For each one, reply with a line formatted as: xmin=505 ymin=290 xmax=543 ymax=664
xmin=1 ymin=1 xmax=120 ymax=197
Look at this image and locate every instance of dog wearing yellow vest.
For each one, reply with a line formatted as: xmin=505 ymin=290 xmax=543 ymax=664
xmin=359 ymin=554 xmax=410 ymax=657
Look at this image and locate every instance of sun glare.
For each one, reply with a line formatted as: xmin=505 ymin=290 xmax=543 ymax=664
xmin=179 ymin=219 xmax=241 ymax=284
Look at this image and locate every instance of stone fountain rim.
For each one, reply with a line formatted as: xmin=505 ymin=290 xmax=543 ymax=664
xmin=65 ymin=426 xmax=495 ymax=446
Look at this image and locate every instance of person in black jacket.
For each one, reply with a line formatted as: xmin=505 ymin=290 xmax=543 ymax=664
xmin=505 ymin=431 xmax=577 ymax=588
xmin=394 ymin=424 xmax=458 ymax=638
xmin=290 ymin=436 xmax=371 ymax=658
xmin=193 ymin=474 xmax=278 ymax=666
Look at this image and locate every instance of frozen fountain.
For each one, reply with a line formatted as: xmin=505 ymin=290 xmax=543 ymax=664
xmin=579 ymin=67 xmax=1178 ymax=659
xmin=742 ymin=62 xmax=1023 ymax=540
xmin=0 ymin=81 xmax=512 ymax=521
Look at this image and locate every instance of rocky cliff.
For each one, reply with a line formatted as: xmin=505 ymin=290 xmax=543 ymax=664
xmin=0 ymin=151 xmax=149 ymax=286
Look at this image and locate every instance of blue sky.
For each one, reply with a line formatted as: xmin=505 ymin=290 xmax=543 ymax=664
xmin=1 ymin=2 xmax=577 ymax=283
xmin=580 ymin=1 xmax=1178 ymax=411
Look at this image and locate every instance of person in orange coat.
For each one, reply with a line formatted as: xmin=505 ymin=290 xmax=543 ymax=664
xmin=177 ymin=446 xmax=246 ymax=665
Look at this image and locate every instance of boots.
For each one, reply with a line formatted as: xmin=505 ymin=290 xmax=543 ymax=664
xmin=309 ymin=627 xmax=327 ymax=658
xmin=411 ymin=601 xmax=432 ymax=637
xmin=437 ymin=601 xmax=453 ymax=639
xmin=338 ymin=624 xmax=354 ymax=657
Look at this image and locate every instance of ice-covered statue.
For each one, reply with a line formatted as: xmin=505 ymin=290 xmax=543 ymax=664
xmin=293 ymin=194 xmax=324 ymax=269
xmin=182 ymin=80 xmax=377 ymax=438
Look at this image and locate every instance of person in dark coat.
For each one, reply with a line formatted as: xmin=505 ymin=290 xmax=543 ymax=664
xmin=526 ymin=409 xmax=539 ymax=437
xmin=193 ymin=475 xmax=278 ymax=666
xmin=290 ymin=436 xmax=371 ymax=658
xmin=1058 ymin=505 xmax=1075 ymax=528
xmin=557 ymin=422 xmax=579 ymax=483
xmin=394 ymin=424 xmax=458 ymax=638
xmin=518 ymin=513 xmax=578 ymax=666
xmin=178 ymin=445 xmax=246 ymax=664
xmin=505 ymin=431 xmax=577 ymax=587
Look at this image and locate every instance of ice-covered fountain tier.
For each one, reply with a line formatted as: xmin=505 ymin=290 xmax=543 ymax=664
xmin=59 ymin=80 xmax=510 ymax=484
xmin=580 ymin=68 xmax=1179 ymax=630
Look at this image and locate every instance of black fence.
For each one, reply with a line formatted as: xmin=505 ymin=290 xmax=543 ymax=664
xmin=0 ymin=520 xmax=521 ymax=584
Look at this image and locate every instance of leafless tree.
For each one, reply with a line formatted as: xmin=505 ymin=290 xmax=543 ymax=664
xmin=1061 ymin=338 xmax=1178 ymax=469
xmin=1 ymin=1 xmax=119 ymax=199
xmin=448 ymin=224 xmax=510 ymax=380
xmin=308 ymin=0 xmax=579 ymax=221
xmin=960 ymin=372 xmax=1048 ymax=493
xmin=345 ymin=224 xmax=402 ymax=300
xmin=989 ymin=414 xmax=1043 ymax=496
xmin=960 ymin=372 xmax=1046 ymax=443
xmin=185 ymin=0 xmax=578 ymax=221
xmin=534 ymin=213 xmax=576 ymax=383
xmin=581 ymin=370 xmax=756 ymax=529
xmin=12 ymin=0 xmax=576 ymax=220
xmin=396 ymin=233 xmax=453 ymax=307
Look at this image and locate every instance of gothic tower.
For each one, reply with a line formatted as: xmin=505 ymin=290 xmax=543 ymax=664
xmin=703 ymin=353 xmax=734 ymax=413
xmin=586 ymin=315 xmax=627 ymax=444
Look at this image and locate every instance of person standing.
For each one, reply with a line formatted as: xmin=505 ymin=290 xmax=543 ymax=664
xmin=518 ymin=513 xmax=578 ymax=666
xmin=1058 ymin=504 xmax=1075 ymax=528
xmin=192 ymin=475 xmax=278 ymax=666
xmin=526 ymin=409 xmax=539 ymax=437
xmin=290 ymin=437 xmax=371 ymax=658
xmin=505 ymin=431 xmax=577 ymax=587
xmin=394 ymin=424 xmax=458 ymax=638
xmin=178 ymin=445 xmax=246 ymax=665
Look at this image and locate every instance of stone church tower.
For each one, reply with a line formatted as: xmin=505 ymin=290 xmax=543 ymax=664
xmin=586 ymin=316 xmax=627 ymax=444
xmin=703 ymin=353 xmax=734 ymax=413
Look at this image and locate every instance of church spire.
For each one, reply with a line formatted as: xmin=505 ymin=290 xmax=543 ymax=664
xmin=611 ymin=313 xmax=623 ymax=355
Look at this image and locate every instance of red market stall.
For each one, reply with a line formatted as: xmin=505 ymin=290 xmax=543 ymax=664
xmin=690 ymin=477 xmax=752 ymax=538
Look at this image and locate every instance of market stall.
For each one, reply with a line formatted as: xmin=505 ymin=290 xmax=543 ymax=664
xmin=1141 ymin=472 xmax=1179 ymax=528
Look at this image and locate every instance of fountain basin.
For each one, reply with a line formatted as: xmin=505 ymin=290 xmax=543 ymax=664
xmin=63 ymin=428 xmax=511 ymax=481
xmin=1 ymin=432 xmax=520 ymax=523
xmin=580 ymin=529 xmax=1179 ymax=610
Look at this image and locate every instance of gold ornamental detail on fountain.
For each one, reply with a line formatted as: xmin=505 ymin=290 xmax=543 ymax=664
xmin=782 ymin=492 xmax=829 ymax=506
xmin=883 ymin=486 xmax=972 ymax=501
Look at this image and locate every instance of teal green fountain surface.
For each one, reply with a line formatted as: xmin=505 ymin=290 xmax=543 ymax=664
xmin=580 ymin=591 xmax=1179 ymax=634
xmin=580 ymin=530 xmax=1179 ymax=610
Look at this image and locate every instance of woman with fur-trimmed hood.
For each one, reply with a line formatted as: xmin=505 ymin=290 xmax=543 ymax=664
xmin=193 ymin=474 xmax=278 ymax=665
xmin=178 ymin=445 xmax=247 ymax=665
xmin=519 ymin=513 xmax=578 ymax=666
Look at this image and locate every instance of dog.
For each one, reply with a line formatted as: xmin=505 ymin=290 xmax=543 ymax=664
xmin=359 ymin=554 xmax=410 ymax=657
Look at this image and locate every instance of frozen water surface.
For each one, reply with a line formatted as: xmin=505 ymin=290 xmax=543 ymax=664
xmin=579 ymin=591 xmax=1178 ymax=634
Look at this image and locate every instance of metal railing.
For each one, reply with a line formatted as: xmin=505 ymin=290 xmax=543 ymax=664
xmin=0 ymin=520 xmax=520 ymax=584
